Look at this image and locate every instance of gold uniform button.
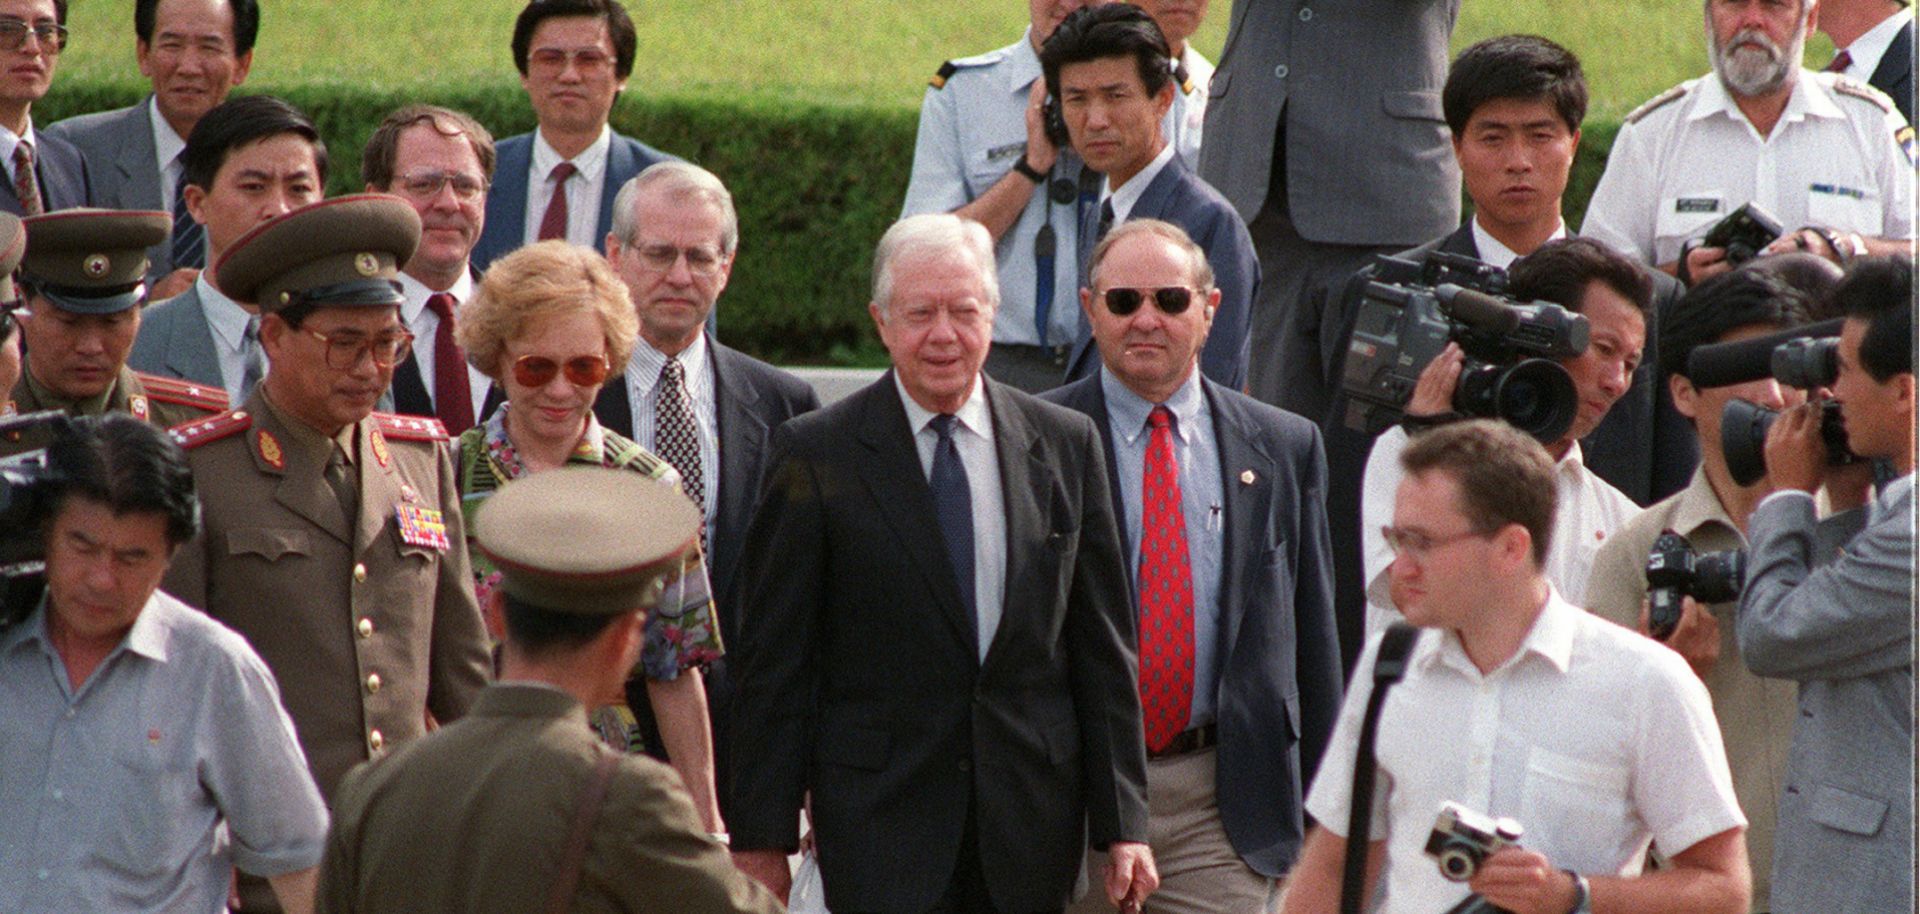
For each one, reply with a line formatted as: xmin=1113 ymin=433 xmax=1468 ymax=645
xmin=357 ymin=617 xmax=374 ymax=638
xmin=366 ymin=672 xmax=382 ymax=694
xmin=368 ymin=729 xmax=385 ymax=751
xmin=353 ymin=563 xmax=368 ymax=583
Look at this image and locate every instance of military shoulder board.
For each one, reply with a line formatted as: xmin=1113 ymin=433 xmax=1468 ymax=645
xmin=929 ymin=61 xmax=958 ymax=90
xmin=169 ymin=410 xmax=252 ymax=449
xmin=1625 ymin=85 xmax=1687 ymax=125
xmin=135 ymin=372 xmax=230 ymax=412
xmin=1832 ymin=76 xmax=1896 ymax=114
xmin=372 ymin=412 xmax=451 ymax=442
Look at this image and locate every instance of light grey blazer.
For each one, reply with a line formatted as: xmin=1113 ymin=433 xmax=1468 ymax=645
xmin=44 ymin=98 xmax=177 ymax=280
xmin=1195 ymin=0 xmax=1461 ymax=245
xmin=129 ymin=283 xmax=224 ymax=391
xmin=1736 ymin=483 xmax=1915 ymax=913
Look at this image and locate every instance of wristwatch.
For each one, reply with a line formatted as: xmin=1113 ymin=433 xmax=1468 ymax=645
xmin=1564 ymin=870 xmax=1592 ymax=914
xmin=1011 ymin=154 xmax=1047 ymax=184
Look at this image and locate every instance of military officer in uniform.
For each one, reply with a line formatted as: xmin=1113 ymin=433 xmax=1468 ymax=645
xmin=317 ymin=467 xmax=781 ymax=914
xmin=3 ymin=208 xmax=227 ymax=456
xmin=162 ymin=194 xmax=491 ymax=907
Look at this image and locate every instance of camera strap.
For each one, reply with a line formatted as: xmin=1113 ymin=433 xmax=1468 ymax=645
xmin=1340 ymin=622 xmax=1422 ymax=914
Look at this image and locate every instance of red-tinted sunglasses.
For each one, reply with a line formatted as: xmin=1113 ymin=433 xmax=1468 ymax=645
xmin=1103 ymin=286 xmax=1196 ymax=316
xmin=512 ymin=354 xmax=610 ymax=388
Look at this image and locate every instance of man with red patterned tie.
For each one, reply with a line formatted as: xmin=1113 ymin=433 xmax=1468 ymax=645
xmin=1044 ymin=219 xmax=1341 ymax=914
xmin=363 ymin=105 xmax=502 ymax=433
xmin=0 ymin=0 xmax=87 ymax=217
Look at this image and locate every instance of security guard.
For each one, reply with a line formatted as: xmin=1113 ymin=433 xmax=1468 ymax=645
xmin=900 ymin=3 xmax=1099 ymax=393
xmin=317 ymin=467 xmax=781 ymax=914
xmin=3 ymin=209 xmax=226 ymax=456
xmin=162 ymin=196 xmax=491 ymax=911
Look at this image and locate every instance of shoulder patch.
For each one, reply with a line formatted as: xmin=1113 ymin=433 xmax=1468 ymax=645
xmin=135 ymin=372 xmax=229 ymax=413
xmin=1625 ymin=85 xmax=1687 ymax=125
xmin=929 ymin=61 xmax=958 ymax=90
xmin=1832 ymin=75 xmax=1896 ymax=114
xmin=372 ymin=412 xmax=450 ymax=442
xmin=169 ymin=409 xmax=252 ymax=449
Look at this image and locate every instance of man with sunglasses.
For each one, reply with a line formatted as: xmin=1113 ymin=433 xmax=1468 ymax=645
xmin=2 ymin=209 xmax=228 ymax=459
xmin=1041 ymin=5 xmax=1255 ymax=391
xmin=1044 ymin=219 xmax=1340 ymax=914
xmin=363 ymin=105 xmax=502 ymax=435
xmin=162 ymin=194 xmax=491 ymax=912
xmin=0 ymin=0 xmax=85 ymax=218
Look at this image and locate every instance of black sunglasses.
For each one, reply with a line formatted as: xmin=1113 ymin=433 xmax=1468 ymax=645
xmin=1102 ymin=286 xmax=1196 ymax=317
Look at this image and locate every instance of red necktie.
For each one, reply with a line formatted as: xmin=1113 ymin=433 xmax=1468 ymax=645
xmin=1138 ymin=405 xmax=1194 ymax=752
xmin=12 ymin=142 xmax=40 ymax=216
xmin=536 ymin=161 xmax=577 ymax=242
xmin=426 ymin=293 xmax=475 ymax=433
xmin=1826 ymin=50 xmax=1853 ymax=74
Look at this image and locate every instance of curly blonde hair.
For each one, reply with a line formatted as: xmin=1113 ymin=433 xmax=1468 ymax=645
xmin=459 ymin=241 xmax=639 ymax=378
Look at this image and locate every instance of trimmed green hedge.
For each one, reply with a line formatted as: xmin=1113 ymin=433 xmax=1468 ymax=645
xmin=37 ymin=81 xmax=1623 ymax=366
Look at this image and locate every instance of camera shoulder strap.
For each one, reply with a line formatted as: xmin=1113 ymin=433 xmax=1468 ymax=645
xmin=1340 ymin=622 xmax=1422 ymax=914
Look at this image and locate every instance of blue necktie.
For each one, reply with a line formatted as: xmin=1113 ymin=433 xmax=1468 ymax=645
xmin=170 ymin=161 xmax=204 ymax=270
xmin=929 ymin=414 xmax=976 ymax=630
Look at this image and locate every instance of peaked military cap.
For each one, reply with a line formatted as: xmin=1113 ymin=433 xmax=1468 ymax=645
xmin=476 ymin=467 xmax=701 ymax=616
xmin=214 ymin=194 xmax=421 ymax=314
xmin=21 ymin=209 xmax=170 ymax=314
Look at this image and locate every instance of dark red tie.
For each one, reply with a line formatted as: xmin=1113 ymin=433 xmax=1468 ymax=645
xmin=536 ymin=161 xmax=577 ymax=242
xmin=1826 ymin=49 xmax=1853 ymax=74
xmin=1138 ymin=405 xmax=1194 ymax=752
xmin=12 ymin=142 xmax=40 ymax=216
xmin=426 ymin=293 xmax=474 ymax=433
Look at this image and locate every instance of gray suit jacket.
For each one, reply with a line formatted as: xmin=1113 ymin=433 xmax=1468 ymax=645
xmin=1736 ymin=484 xmax=1915 ymax=913
xmin=128 ymin=284 xmax=224 ymax=390
xmin=45 ymin=98 xmax=175 ymax=280
xmin=0 ymin=126 xmax=87 ymax=217
xmin=1196 ymin=0 xmax=1460 ymax=244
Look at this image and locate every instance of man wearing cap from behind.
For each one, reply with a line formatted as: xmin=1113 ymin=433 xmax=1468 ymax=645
xmin=3 ymin=207 xmax=226 ymax=457
xmin=161 ymin=194 xmax=491 ymax=911
xmin=316 ymin=467 xmax=781 ymax=914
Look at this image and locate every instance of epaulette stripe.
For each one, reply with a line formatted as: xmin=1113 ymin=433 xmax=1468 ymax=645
xmin=136 ymin=373 xmax=229 ymax=411
xmin=1625 ymin=85 xmax=1687 ymax=125
xmin=373 ymin=412 xmax=450 ymax=441
xmin=1833 ymin=77 xmax=1896 ymax=114
xmin=168 ymin=409 xmax=252 ymax=449
xmin=930 ymin=61 xmax=958 ymax=90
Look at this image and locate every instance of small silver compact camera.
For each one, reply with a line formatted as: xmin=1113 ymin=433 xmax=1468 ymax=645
xmin=1424 ymin=801 xmax=1524 ymax=882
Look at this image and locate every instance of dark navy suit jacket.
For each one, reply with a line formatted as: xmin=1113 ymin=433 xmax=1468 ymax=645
xmin=471 ymin=129 xmax=672 ymax=272
xmin=1042 ymin=372 xmax=1343 ymax=878
xmin=1064 ymin=156 xmax=1256 ymax=390
xmin=1869 ymin=18 xmax=1915 ymax=126
xmin=0 ymin=129 xmax=87 ymax=216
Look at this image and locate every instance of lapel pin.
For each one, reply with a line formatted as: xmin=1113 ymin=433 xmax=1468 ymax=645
xmin=1240 ymin=469 xmax=1256 ymax=485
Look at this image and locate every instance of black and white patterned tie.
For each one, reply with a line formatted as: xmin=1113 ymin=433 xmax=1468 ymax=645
xmin=655 ymin=358 xmax=705 ymax=517
xmin=170 ymin=157 xmax=204 ymax=269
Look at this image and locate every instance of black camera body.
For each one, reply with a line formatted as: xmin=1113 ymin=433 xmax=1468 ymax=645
xmin=0 ymin=411 xmax=72 ymax=626
xmin=1722 ymin=398 xmax=1856 ymax=487
xmin=1425 ymin=801 xmax=1525 ymax=882
xmin=1702 ymin=202 xmax=1784 ymax=266
xmin=1342 ymin=254 xmax=1591 ymax=442
xmin=1644 ymin=530 xmax=1747 ymax=640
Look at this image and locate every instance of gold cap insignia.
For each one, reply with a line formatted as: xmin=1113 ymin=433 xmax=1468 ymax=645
xmin=354 ymin=253 xmax=380 ymax=276
xmin=83 ymin=254 xmax=110 ymax=278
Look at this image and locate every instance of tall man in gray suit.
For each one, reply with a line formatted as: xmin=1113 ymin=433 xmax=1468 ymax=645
xmin=45 ymin=0 xmax=256 ymax=297
xmin=1197 ymin=0 xmax=1459 ymax=419
xmin=1737 ymin=256 xmax=1915 ymax=914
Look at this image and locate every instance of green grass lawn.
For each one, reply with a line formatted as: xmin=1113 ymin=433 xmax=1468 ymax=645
xmin=52 ymin=1 xmax=1834 ymax=122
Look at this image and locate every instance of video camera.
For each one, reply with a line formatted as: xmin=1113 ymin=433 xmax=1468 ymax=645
xmin=1342 ymin=252 xmax=1591 ymax=442
xmin=1425 ymin=801 xmax=1525 ymax=914
xmin=1686 ymin=319 xmax=1857 ymax=486
xmin=1644 ymin=530 xmax=1746 ymax=640
xmin=0 ymin=411 xmax=73 ymax=625
xmin=1700 ymin=202 xmax=1785 ymax=267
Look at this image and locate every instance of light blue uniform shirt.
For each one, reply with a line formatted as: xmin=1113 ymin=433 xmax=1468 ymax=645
xmin=901 ymin=30 xmax=1090 ymax=348
xmin=0 ymin=591 xmax=327 ymax=911
xmin=1100 ymin=367 xmax=1224 ymax=726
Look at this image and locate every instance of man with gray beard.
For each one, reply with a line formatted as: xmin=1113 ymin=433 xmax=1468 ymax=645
xmin=1583 ymin=0 xmax=1915 ymax=286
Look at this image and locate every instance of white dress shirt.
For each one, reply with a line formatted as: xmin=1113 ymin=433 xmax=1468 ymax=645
xmin=896 ymin=373 xmax=1007 ymax=662
xmin=1100 ymin=142 xmax=1178 ymax=225
xmin=525 ymin=126 xmax=612 ymax=249
xmin=1469 ymin=217 xmax=1567 ymax=270
xmin=1307 ymin=589 xmax=1745 ymax=913
xmin=1834 ymin=9 xmax=1914 ymax=84
xmin=197 ymin=275 xmax=262 ymax=402
xmin=396 ymin=270 xmax=493 ymax=413
xmin=624 ymin=333 xmax=720 ymax=528
xmin=149 ymin=95 xmax=187 ymax=212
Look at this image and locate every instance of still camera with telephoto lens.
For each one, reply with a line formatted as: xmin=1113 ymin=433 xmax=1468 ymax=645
xmin=1644 ymin=530 xmax=1746 ymax=640
xmin=1709 ymin=334 xmax=1858 ymax=487
xmin=1342 ymin=252 xmax=1591 ymax=442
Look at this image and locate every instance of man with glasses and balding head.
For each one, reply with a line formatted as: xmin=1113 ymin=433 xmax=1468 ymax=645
xmin=0 ymin=0 xmax=85 ymax=217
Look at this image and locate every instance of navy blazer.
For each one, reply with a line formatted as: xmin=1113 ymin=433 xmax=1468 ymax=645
xmin=470 ymin=130 xmax=672 ymax=272
xmin=1065 ymin=157 xmax=1256 ymax=390
xmin=1043 ymin=372 xmax=1342 ymax=877
xmin=0 ymin=129 xmax=88 ymax=216
xmin=128 ymin=283 xmax=224 ymax=389
xmin=1869 ymin=17 xmax=1915 ymax=126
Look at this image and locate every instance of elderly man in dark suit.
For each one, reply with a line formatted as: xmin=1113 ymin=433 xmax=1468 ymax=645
xmin=729 ymin=212 xmax=1157 ymax=913
xmin=471 ymin=0 xmax=671 ymax=272
xmin=0 ymin=0 xmax=87 ymax=217
xmin=1044 ymin=4 xmax=1254 ymax=392
xmin=46 ymin=0 xmax=256 ymax=294
xmin=1045 ymin=219 xmax=1341 ymax=914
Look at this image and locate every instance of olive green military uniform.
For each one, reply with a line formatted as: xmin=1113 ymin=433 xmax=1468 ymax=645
xmin=1 ymin=365 xmax=225 ymax=456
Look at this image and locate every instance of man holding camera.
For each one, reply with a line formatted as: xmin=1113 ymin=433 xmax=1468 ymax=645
xmin=1281 ymin=419 xmax=1750 ymax=914
xmin=1584 ymin=268 xmax=1817 ymax=913
xmin=1735 ymin=256 xmax=1914 ymax=914
xmin=1358 ymin=239 xmax=1649 ymax=639
xmin=0 ymin=415 xmax=326 ymax=913
xmin=1582 ymin=0 xmax=1916 ymax=284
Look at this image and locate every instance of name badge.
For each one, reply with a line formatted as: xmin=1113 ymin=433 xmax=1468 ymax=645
xmin=1674 ymin=197 xmax=1720 ymax=214
xmin=1809 ymin=183 xmax=1867 ymax=200
xmin=986 ymin=141 xmax=1026 ymax=161
xmin=395 ymin=504 xmax=450 ymax=552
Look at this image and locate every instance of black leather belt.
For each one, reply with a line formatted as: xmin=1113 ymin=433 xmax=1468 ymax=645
xmin=1148 ymin=723 xmax=1218 ymax=759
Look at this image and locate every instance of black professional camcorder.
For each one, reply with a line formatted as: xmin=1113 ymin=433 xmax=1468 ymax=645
xmin=1687 ymin=319 xmax=1857 ymax=486
xmin=1700 ymin=202 xmax=1785 ymax=267
xmin=0 ymin=411 xmax=71 ymax=625
xmin=1342 ymin=252 xmax=1591 ymax=442
xmin=1644 ymin=530 xmax=1746 ymax=640
xmin=1425 ymin=801 xmax=1525 ymax=914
